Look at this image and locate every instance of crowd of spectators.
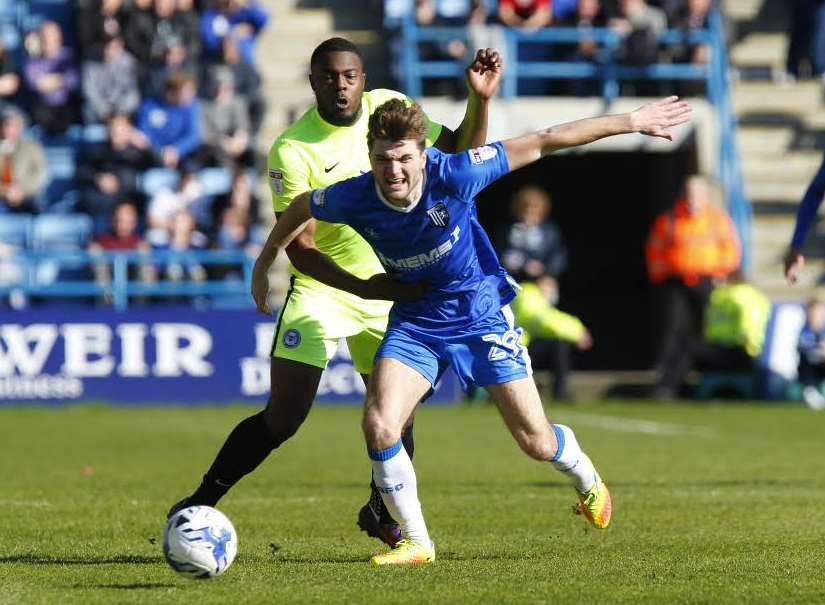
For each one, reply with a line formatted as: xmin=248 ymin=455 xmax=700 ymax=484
xmin=385 ymin=0 xmax=715 ymax=95
xmin=0 ymin=0 xmax=269 ymax=288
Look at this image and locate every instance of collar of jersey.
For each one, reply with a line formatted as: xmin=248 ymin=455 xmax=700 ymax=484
xmin=374 ymin=167 xmax=428 ymax=213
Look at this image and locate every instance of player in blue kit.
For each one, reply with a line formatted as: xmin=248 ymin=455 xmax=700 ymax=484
xmin=252 ymin=96 xmax=691 ymax=564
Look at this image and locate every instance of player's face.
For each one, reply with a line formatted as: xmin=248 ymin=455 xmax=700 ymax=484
xmin=310 ymin=51 xmax=366 ymax=126
xmin=370 ymin=138 xmax=427 ymax=204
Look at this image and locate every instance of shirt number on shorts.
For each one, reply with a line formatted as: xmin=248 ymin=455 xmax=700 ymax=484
xmin=482 ymin=328 xmax=523 ymax=362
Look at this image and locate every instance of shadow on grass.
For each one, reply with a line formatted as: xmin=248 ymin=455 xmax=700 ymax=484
xmin=273 ymin=554 xmax=368 ymax=564
xmin=0 ymin=553 xmax=162 ymax=565
xmin=274 ymin=552 xmax=531 ymax=564
xmin=80 ymin=583 xmax=176 ymax=590
xmin=528 ymin=478 xmax=808 ymax=489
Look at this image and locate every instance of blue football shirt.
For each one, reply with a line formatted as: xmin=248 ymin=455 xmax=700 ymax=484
xmin=309 ymin=142 xmax=517 ymax=335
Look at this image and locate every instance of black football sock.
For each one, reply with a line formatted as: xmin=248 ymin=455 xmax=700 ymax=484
xmin=189 ymin=411 xmax=279 ymax=506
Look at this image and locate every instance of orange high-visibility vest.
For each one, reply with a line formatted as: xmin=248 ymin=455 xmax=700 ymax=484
xmin=645 ymin=199 xmax=740 ymax=286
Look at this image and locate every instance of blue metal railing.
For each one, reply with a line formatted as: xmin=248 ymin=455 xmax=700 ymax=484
xmin=397 ymin=9 xmax=752 ymax=269
xmin=0 ymin=249 xmax=255 ymax=311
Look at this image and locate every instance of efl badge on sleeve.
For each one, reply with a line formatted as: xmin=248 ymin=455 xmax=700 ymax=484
xmin=426 ymin=202 xmax=450 ymax=228
xmin=269 ymin=169 xmax=285 ymax=194
xmin=469 ymin=145 xmax=498 ymax=165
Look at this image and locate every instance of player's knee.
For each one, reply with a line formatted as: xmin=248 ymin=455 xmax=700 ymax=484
xmin=362 ymin=406 xmax=399 ymax=450
xmin=262 ymin=398 xmax=307 ymax=444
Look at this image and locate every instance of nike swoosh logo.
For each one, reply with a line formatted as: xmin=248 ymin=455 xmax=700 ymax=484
xmin=324 ymin=162 xmax=340 ymax=173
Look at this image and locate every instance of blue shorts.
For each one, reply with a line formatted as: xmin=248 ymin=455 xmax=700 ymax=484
xmin=375 ymin=306 xmax=532 ymax=392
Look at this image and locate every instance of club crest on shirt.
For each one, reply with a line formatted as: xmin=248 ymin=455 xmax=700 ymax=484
xmin=469 ymin=145 xmax=498 ymax=165
xmin=363 ymin=227 xmax=380 ymax=239
xmin=269 ymin=168 xmax=285 ymax=194
xmin=282 ymin=328 xmax=301 ymax=348
xmin=426 ymin=202 xmax=450 ymax=228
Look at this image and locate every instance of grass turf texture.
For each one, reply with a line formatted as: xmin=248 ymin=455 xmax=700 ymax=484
xmin=0 ymin=401 xmax=823 ymax=604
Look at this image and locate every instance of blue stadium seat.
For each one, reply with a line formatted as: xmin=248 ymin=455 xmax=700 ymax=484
xmin=30 ymin=213 xmax=93 ymax=286
xmin=0 ymin=214 xmax=33 ymax=248
xmin=38 ymin=141 xmax=79 ymax=213
xmin=31 ymin=214 xmax=92 ymax=250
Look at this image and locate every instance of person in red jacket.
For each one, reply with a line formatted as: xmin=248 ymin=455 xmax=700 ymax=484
xmin=645 ymin=174 xmax=740 ymax=397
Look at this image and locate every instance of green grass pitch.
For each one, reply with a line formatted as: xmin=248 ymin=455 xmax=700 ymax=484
xmin=1 ymin=401 xmax=823 ymax=604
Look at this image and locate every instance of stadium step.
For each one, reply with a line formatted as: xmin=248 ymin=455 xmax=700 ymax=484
xmin=730 ymin=32 xmax=786 ymax=73
xmin=728 ymin=0 xmax=825 ymax=298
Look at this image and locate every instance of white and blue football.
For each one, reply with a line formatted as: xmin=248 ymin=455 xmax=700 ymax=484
xmin=163 ymin=506 xmax=238 ymax=579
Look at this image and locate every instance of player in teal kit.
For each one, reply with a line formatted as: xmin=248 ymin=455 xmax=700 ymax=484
xmin=253 ymin=96 xmax=691 ymax=564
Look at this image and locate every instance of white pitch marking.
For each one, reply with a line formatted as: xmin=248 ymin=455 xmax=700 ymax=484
xmin=0 ymin=500 xmax=50 ymax=507
xmin=555 ymin=411 xmax=716 ymax=438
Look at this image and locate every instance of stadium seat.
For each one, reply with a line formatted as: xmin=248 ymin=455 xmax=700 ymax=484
xmin=39 ymin=141 xmax=79 ymax=213
xmin=0 ymin=214 xmax=33 ymax=249
xmin=81 ymin=123 xmax=107 ymax=145
xmin=31 ymin=214 xmax=92 ymax=250
xmin=29 ymin=214 xmax=92 ymax=286
xmin=140 ymin=168 xmax=179 ymax=198
xmin=198 ymin=167 xmax=232 ymax=197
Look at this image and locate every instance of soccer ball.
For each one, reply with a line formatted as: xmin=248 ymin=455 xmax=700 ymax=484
xmin=163 ymin=506 xmax=238 ymax=579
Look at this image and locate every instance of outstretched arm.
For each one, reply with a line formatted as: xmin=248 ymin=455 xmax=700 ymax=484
xmin=502 ymin=96 xmax=692 ymax=172
xmin=434 ymin=48 xmax=502 ymax=152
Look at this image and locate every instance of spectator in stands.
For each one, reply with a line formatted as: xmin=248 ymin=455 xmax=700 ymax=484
xmin=200 ymin=0 xmax=269 ymax=65
xmin=667 ymin=0 xmax=712 ymax=95
xmin=77 ymin=0 xmax=129 ymax=59
xmin=125 ymin=0 xmax=199 ymax=69
xmin=145 ymin=36 xmax=198 ymax=99
xmin=136 ymin=71 xmax=201 ymax=171
xmin=174 ymin=0 xmax=203 ymax=59
xmin=211 ymin=167 xmax=259 ymax=229
xmin=552 ymin=0 xmax=578 ymax=21
xmin=511 ymin=276 xmax=593 ymax=400
xmin=0 ymin=42 xmax=21 ymax=105
xmin=497 ymin=0 xmax=553 ymax=30
xmin=784 ymin=0 xmax=825 ymax=81
xmin=415 ymin=0 xmax=473 ymax=64
xmin=646 ymin=174 xmax=741 ymax=398
xmin=669 ymin=0 xmax=711 ymax=63
xmin=498 ymin=0 xmax=554 ymax=94
xmin=217 ymin=35 xmax=265 ymax=133
xmin=211 ymin=205 xmax=262 ymax=279
xmin=151 ymin=0 xmax=201 ymax=64
xmin=215 ymin=205 xmax=258 ymax=250
xmin=499 ymin=185 xmax=567 ymax=303
xmin=609 ymin=0 xmax=667 ymax=94
xmin=78 ymin=113 xmax=153 ymax=232
xmin=558 ymin=0 xmax=606 ymax=95
xmin=158 ymin=208 xmax=208 ymax=282
xmin=23 ymin=21 xmax=81 ymax=134
xmin=0 ymin=106 xmax=48 ymax=214
xmin=797 ymin=293 xmax=825 ymax=410
xmin=123 ymin=0 xmax=156 ymax=66
xmin=658 ymin=272 xmax=770 ymax=398
xmin=82 ymin=33 xmax=141 ymax=123
xmin=146 ymin=170 xmax=209 ymax=242
xmin=88 ymin=201 xmax=156 ymax=299
xmin=199 ymin=65 xmax=253 ymax=170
